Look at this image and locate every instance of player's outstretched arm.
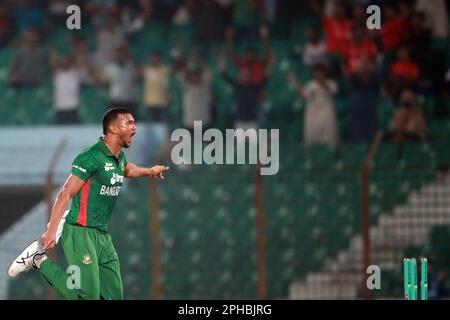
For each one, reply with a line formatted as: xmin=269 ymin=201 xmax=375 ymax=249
xmin=42 ymin=174 xmax=85 ymax=250
xmin=124 ymin=162 xmax=170 ymax=179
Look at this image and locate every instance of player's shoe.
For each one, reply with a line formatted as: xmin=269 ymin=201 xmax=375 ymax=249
xmin=7 ymin=240 xmax=47 ymax=278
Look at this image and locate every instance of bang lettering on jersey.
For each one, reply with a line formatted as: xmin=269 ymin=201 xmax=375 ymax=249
xmin=100 ymin=185 xmax=122 ymax=196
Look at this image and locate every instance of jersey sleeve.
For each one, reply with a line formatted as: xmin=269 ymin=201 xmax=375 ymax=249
xmin=71 ymin=152 xmax=98 ymax=181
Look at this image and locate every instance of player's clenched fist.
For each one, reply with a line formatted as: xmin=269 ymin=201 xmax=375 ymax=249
xmin=41 ymin=229 xmax=57 ymax=250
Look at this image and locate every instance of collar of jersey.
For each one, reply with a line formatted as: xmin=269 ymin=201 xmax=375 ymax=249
xmin=97 ymin=137 xmax=119 ymax=159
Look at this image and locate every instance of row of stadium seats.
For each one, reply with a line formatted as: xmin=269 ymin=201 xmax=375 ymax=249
xmin=114 ymin=143 xmax=436 ymax=299
xmin=7 ymin=140 xmax=440 ymax=299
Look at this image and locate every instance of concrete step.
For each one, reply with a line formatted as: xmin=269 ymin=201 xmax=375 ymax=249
xmin=289 ymin=172 xmax=450 ymax=299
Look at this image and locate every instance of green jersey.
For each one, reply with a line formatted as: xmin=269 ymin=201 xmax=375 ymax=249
xmin=66 ymin=137 xmax=128 ymax=231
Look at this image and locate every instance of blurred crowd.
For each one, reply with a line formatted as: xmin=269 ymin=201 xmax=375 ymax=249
xmin=0 ymin=0 xmax=449 ymax=147
xmin=290 ymin=0 xmax=449 ymax=146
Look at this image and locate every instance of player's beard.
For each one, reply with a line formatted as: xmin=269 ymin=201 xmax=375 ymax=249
xmin=122 ymin=137 xmax=131 ymax=148
xmin=122 ymin=132 xmax=135 ymax=148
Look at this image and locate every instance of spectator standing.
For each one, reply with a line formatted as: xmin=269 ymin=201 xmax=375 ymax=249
xmin=309 ymin=0 xmax=351 ymax=77
xmin=310 ymin=0 xmax=352 ymax=55
xmin=95 ymin=11 xmax=126 ymax=73
xmin=342 ymin=27 xmax=378 ymax=77
xmin=225 ymin=25 xmax=273 ymax=85
xmin=96 ymin=45 xmax=139 ymax=117
xmin=8 ymin=29 xmax=49 ymax=88
xmin=302 ymin=25 xmax=328 ymax=68
xmin=347 ymin=57 xmax=380 ymax=143
xmin=379 ymin=3 xmax=409 ymax=53
xmin=141 ymin=51 xmax=170 ymax=123
xmin=51 ymin=53 xmax=82 ymax=124
xmin=178 ymin=63 xmax=213 ymax=131
xmin=288 ymin=64 xmax=338 ymax=146
xmin=219 ymin=53 xmax=267 ymax=131
xmin=69 ymin=36 xmax=96 ymax=85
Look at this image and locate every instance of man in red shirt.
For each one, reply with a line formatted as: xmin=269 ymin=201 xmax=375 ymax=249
xmin=387 ymin=46 xmax=420 ymax=97
xmin=310 ymin=0 xmax=352 ymax=54
xmin=379 ymin=3 xmax=409 ymax=53
xmin=390 ymin=46 xmax=419 ymax=83
xmin=342 ymin=28 xmax=378 ymax=76
xmin=225 ymin=25 xmax=273 ymax=85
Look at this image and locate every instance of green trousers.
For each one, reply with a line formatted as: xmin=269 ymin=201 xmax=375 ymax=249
xmin=39 ymin=223 xmax=123 ymax=300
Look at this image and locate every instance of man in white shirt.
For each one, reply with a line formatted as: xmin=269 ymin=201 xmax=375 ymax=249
xmin=52 ymin=55 xmax=82 ymax=124
xmin=97 ymin=45 xmax=139 ymax=118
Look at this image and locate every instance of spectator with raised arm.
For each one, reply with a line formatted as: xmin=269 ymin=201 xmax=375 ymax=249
xmin=94 ymin=11 xmax=126 ymax=73
xmin=287 ymin=64 xmax=338 ymax=146
xmin=309 ymin=0 xmax=351 ymax=77
xmin=309 ymin=0 xmax=352 ymax=55
xmin=302 ymin=25 xmax=329 ymax=68
xmin=50 ymin=51 xmax=82 ymax=124
xmin=341 ymin=27 xmax=378 ymax=77
xmin=121 ymin=0 xmax=153 ymax=34
xmin=178 ymin=60 xmax=213 ymax=132
xmin=379 ymin=3 xmax=409 ymax=53
xmin=225 ymin=25 xmax=273 ymax=85
xmin=219 ymin=51 xmax=268 ymax=131
xmin=69 ymin=35 xmax=96 ymax=86
xmin=95 ymin=44 xmax=139 ymax=117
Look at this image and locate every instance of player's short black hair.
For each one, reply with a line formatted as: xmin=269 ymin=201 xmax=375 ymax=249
xmin=102 ymin=107 xmax=133 ymax=135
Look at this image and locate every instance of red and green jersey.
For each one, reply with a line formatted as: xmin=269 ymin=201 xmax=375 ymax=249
xmin=66 ymin=137 xmax=128 ymax=231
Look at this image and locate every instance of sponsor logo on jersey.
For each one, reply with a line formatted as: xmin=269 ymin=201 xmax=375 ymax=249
xmin=110 ymin=173 xmax=124 ymax=185
xmin=73 ymin=165 xmax=86 ymax=173
xmin=82 ymin=254 xmax=92 ymax=265
xmin=104 ymin=162 xmax=114 ymax=171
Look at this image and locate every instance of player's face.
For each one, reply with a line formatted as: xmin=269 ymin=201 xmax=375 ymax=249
xmin=116 ymin=113 xmax=136 ymax=148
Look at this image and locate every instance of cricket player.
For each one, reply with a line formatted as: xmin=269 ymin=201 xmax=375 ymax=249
xmin=7 ymin=107 xmax=169 ymax=299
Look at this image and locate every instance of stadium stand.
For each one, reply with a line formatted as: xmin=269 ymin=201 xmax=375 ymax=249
xmin=2 ymin=0 xmax=450 ymax=300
